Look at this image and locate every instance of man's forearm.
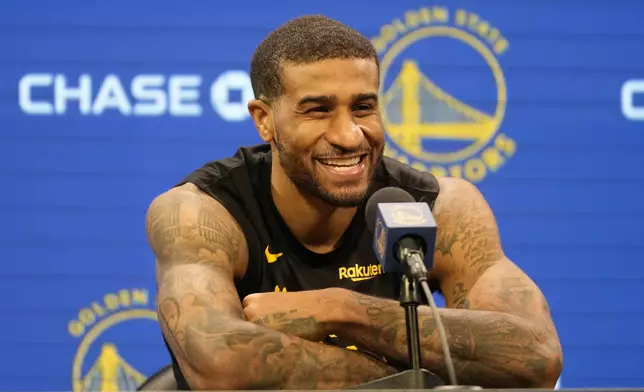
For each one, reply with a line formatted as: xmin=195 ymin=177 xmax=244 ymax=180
xmin=161 ymin=299 xmax=397 ymax=390
xmin=330 ymin=290 xmax=560 ymax=388
xmin=274 ymin=330 xmax=399 ymax=390
xmin=217 ymin=320 xmax=397 ymax=390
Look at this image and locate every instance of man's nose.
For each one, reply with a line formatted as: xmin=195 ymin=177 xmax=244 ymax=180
xmin=324 ymin=113 xmax=364 ymax=150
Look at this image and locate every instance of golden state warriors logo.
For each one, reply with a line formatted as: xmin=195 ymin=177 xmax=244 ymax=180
xmin=391 ymin=205 xmax=427 ymax=225
xmin=373 ymin=6 xmax=516 ymax=182
xmin=68 ymin=289 xmax=159 ymax=392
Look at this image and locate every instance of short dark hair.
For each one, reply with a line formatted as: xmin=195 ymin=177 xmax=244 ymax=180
xmin=250 ymin=15 xmax=379 ymax=102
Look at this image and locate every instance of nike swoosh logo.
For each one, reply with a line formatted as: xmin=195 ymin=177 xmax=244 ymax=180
xmin=349 ymin=276 xmax=377 ymax=282
xmin=265 ymin=245 xmax=283 ymax=264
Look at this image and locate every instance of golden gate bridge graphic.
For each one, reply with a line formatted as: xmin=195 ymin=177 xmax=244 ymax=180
xmin=382 ymin=59 xmax=498 ymax=160
xmin=78 ymin=343 xmax=146 ymax=392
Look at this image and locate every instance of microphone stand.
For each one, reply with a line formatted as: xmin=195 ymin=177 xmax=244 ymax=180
xmin=350 ymin=270 xmax=445 ymax=390
xmin=401 ymin=273 xmax=424 ymax=372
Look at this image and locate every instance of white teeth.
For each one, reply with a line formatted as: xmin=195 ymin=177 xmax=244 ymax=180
xmin=318 ymin=156 xmax=361 ymax=167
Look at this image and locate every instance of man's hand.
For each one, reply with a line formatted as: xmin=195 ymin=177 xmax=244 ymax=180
xmin=242 ymin=290 xmax=338 ymax=342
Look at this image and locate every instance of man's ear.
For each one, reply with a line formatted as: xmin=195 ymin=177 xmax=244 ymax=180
xmin=248 ymin=99 xmax=274 ymax=143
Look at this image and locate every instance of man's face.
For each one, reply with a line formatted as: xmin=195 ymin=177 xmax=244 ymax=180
xmin=268 ymin=58 xmax=385 ymax=207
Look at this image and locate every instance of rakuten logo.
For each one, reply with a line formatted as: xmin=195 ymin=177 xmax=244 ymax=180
xmin=18 ymin=72 xmax=254 ymax=121
xmin=621 ymin=79 xmax=644 ymax=121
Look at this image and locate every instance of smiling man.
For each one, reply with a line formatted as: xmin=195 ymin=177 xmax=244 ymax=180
xmin=146 ymin=15 xmax=563 ymax=390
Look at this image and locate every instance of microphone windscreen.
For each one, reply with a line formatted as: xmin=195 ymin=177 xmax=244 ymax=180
xmin=365 ymin=187 xmax=415 ymax=233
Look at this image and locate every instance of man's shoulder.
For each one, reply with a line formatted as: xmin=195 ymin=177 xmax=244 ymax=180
xmin=375 ymin=157 xmax=486 ymax=211
xmin=434 ymin=176 xmax=483 ymax=207
xmin=169 ymin=143 xmax=270 ymax=218
xmin=432 ymin=176 xmax=494 ymax=236
xmin=379 ymin=156 xmax=440 ymax=202
xmin=147 ymin=183 xmax=226 ymax=218
xmin=181 ymin=143 xmax=271 ymax=185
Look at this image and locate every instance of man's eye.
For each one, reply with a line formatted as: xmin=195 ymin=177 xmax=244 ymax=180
xmin=308 ymin=106 xmax=330 ymax=113
xmin=353 ymin=104 xmax=373 ymax=111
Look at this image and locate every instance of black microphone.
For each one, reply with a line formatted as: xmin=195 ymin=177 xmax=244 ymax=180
xmin=365 ymin=187 xmax=437 ymax=280
xmin=364 ymin=187 xmax=459 ymax=386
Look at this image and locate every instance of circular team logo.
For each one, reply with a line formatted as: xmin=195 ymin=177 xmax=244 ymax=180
xmin=68 ymin=289 xmax=163 ymax=392
xmin=373 ymin=6 xmax=517 ymax=183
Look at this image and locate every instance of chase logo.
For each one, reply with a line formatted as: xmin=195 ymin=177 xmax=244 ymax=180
xmin=373 ymin=6 xmax=516 ymax=183
xmin=68 ymin=289 xmax=158 ymax=392
xmin=18 ymin=72 xmax=254 ymax=121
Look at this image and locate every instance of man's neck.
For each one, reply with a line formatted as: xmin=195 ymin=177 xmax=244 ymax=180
xmin=270 ymin=166 xmax=357 ymax=254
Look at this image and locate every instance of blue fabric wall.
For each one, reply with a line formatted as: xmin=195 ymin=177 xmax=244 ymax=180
xmin=1 ymin=0 xmax=643 ymax=390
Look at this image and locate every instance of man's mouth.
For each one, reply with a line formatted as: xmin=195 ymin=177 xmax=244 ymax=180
xmin=316 ymin=154 xmax=367 ymax=168
xmin=315 ymin=154 xmax=369 ymax=177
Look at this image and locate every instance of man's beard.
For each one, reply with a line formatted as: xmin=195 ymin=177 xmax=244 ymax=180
xmin=274 ymin=133 xmax=379 ymax=208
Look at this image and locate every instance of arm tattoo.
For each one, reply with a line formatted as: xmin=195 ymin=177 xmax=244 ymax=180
xmin=342 ymin=287 xmax=560 ymax=388
xmin=196 ymin=204 xmax=240 ymax=263
xmin=434 ymin=180 xmax=503 ymax=278
xmin=252 ymin=310 xmax=318 ymax=337
xmin=146 ymin=198 xmax=182 ymax=257
xmin=158 ymin=268 xmax=397 ymax=390
xmin=332 ymin=179 xmax=562 ymax=388
xmin=451 ymin=283 xmax=469 ymax=309
xmin=148 ymin=189 xmax=396 ymax=390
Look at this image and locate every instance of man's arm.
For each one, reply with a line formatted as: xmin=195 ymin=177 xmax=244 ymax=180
xmin=147 ymin=184 xmax=398 ymax=390
xmin=326 ymin=178 xmax=563 ymax=388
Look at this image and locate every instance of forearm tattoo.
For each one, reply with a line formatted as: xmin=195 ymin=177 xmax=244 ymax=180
xmin=148 ymin=190 xmax=397 ymax=389
xmin=336 ymin=180 xmax=562 ymax=388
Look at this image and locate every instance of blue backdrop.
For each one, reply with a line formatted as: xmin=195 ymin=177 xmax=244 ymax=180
xmin=1 ymin=0 xmax=643 ymax=390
